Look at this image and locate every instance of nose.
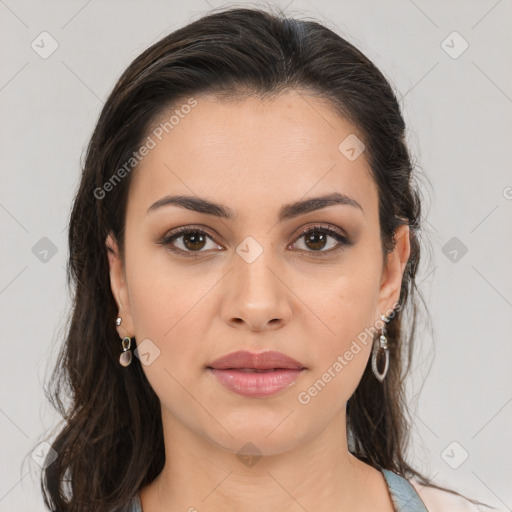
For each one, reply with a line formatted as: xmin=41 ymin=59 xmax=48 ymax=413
xmin=221 ymin=240 xmax=292 ymax=332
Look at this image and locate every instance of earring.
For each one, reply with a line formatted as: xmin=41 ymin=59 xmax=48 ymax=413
xmin=119 ymin=337 xmax=133 ymax=367
xmin=116 ymin=317 xmax=133 ymax=367
xmin=371 ymin=314 xmax=389 ymax=382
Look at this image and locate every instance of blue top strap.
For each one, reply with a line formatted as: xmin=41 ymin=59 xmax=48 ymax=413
xmin=127 ymin=493 xmax=142 ymax=512
xmin=381 ymin=468 xmax=428 ymax=511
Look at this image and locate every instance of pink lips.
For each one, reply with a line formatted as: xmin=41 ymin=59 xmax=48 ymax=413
xmin=207 ymin=350 xmax=306 ymax=398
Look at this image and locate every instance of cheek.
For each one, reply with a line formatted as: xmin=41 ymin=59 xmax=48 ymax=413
xmin=295 ymin=252 xmax=381 ymax=400
xmin=300 ymin=250 xmax=381 ymax=344
xmin=296 ymin=308 xmax=375 ymax=415
xmin=125 ymin=242 xmax=204 ymax=337
xmin=124 ymin=243 xmax=219 ymax=383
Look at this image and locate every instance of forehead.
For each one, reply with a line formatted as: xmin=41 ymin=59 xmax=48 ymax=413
xmin=127 ymin=91 xmax=378 ymax=223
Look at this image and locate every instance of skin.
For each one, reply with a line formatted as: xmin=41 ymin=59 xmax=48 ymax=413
xmin=107 ymin=90 xmax=410 ymax=511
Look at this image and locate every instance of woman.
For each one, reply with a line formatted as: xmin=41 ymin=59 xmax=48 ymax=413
xmin=38 ymin=6 xmax=497 ymax=511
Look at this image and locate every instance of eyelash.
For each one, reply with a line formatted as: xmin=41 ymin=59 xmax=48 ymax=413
xmin=158 ymin=224 xmax=352 ymax=259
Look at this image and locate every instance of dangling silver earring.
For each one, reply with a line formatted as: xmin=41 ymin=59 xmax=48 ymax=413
xmin=116 ymin=317 xmax=132 ymax=367
xmin=372 ymin=314 xmax=389 ymax=382
xmin=119 ymin=337 xmax=133 ymax=367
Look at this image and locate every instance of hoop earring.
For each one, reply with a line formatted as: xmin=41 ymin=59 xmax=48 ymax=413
xmin=371 ymin=314 xmax=389 ymax=382
xmin=116 ymin=317 xmax=133 ymax=367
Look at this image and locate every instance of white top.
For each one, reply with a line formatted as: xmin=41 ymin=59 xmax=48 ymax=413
xmin=409 ymin=479 xmax=503 ymax=511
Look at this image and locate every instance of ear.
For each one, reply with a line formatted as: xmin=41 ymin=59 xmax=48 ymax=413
xmin=376 ymin=224 xmax=411 ymax=320
xmin=106 ymin=232 xmax=135 ymax=337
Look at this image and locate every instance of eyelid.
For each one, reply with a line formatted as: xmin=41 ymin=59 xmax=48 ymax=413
xmin=293 ymin=223 xmax=349 ymax=243
xmin=163 ymin=224 xmax=219 ymax=242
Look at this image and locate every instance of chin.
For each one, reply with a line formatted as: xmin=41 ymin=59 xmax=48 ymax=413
xmin=205 ymin=420 xmax=306 ymax=459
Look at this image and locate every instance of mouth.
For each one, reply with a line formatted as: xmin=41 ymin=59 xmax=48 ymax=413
xmin=206 ymin=350 xmax=306 ymax=398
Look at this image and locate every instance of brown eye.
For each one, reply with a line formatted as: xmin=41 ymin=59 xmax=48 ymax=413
xmin=181 ymin=231 xmax=207 ymax=251
xmin=303 ymin=230 xmax=329 ymax=251
xmin=160 ymin=227 xmax=223 ymax=257
xmin=292 ymin=225 xmax=351 ymax=255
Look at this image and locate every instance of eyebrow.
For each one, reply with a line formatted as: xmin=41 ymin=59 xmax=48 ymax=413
xmin=146 ymin=192 xmax=363 ymax=222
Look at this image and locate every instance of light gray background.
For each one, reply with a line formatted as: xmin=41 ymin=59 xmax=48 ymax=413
xmin=1 ymin=0 xmax=511 ymax=510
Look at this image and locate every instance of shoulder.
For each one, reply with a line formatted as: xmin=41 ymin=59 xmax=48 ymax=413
xmin=409 ymin=479 xmax=502 ymax=512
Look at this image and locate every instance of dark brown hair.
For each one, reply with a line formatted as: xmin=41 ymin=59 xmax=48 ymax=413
xmin=30 ymin=4 xmax=494 ymax=511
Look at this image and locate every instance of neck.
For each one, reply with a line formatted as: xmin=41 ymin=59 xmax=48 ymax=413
xmin=139 ymin=406 xmax=394 ymax=511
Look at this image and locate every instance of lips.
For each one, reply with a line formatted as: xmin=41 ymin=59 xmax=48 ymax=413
xmin=207 ymin=350 xmax=306 ymax=398
xmin=207 ymin=350 xmax=305 ymax=371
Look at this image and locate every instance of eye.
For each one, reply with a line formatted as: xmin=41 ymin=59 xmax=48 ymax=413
xmin=290 ymin=224 xmax=351 ymax=256
xmin=158 ymin=226 xmax=223 ymax=257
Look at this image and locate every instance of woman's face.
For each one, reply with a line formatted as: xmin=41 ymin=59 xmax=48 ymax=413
xmin=107 ymin=90 xmax=409 ymax=456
